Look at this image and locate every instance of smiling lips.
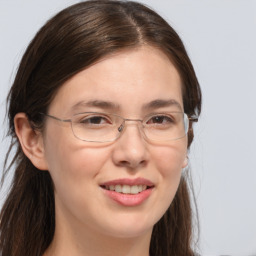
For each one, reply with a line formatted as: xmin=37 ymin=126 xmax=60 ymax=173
xmin=100 ymin=178 xmax=154 ymax=206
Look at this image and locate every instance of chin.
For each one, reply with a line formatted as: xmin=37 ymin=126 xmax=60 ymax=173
xmin=98 ymin=213 xmax=158 ymax=239
xmin=106 ymin=226 xmax=153 ymax=239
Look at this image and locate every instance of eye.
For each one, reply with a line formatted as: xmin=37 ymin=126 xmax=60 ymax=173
xmin=146 ymin=114 xmax=175 ymax=125
xmin=75 ymin=114 xmax=112 ymax=126
xmin=84 ymin=116 xmax=109 ymax=125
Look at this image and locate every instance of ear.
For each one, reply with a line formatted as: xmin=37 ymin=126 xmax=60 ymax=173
xmin=182 ymin=155 xmax=188 ymax=169
xmin=14 ymin=113 xmax=48 ymax=170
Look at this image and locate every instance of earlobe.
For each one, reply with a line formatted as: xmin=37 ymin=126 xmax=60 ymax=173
xmin=182 ymin=155 xmax=188 ymax=169
xmin=14 ymin=113 xmax=48 ymax=170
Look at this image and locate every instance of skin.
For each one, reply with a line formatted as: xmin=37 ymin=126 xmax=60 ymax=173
xmin=15 ymin=46 xmax=188 ymax=256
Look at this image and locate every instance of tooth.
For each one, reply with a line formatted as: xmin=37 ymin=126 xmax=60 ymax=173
xmin=115 ymin=185 xmax=122 ymax=193
xmin=130 ymin=185 xmax=139 ymax=194
xmin=109 ymin=185 xmax=115 ymax=191
xmin=142 ymin=185 xmax=147 ymax=191
xmin=138 ymin=185 xmax=143 ymax=192
xmin=122 ymin=185 xmax=131 ymax=194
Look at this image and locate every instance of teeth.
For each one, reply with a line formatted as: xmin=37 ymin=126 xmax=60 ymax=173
xmin=130 ymin=185 xmax=139 ymax=194
xmin=115 ymin=185 xmax=122 ymax=193
xmin=122 ymin=185 xmax=131 ymax=194
xmin=109 ymin=185 xmax=115 ymax=191
xmin=104 ymin=184 xmax=148 ymax=194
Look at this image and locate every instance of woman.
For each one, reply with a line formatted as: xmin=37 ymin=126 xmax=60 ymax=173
xmin=0 ymin=1 xmax=201 ymax=255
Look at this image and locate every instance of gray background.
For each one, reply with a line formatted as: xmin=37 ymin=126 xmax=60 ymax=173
xmin=1 ymin=0 xmax=256 ymax=255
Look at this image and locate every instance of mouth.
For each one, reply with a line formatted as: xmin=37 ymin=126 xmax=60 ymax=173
xmin=100 ymin=178 xmax=154 ymax=206
xmin=100 ymin=184 xmax=153 ymax=194
xmin=100 ymin=178 xmax=155 ymax=195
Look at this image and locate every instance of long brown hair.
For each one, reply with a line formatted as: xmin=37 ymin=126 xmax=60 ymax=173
xmin=0 ymin=1 xmax=202 ymax=255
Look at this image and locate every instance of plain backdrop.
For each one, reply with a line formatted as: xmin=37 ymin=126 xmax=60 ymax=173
xmin=1 ymin=1 xmax=256 ymax=255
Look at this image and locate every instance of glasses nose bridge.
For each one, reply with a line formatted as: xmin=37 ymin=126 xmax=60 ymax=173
xmin=118 ymin=117 xmax=144 ymax=134
xmin=123 ymin=118 xmax=144 ymax=129
xmin=124 ymin=117 xmax=143 ymax=123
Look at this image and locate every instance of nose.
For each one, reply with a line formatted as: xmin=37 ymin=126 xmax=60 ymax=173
xmin=112 ymin=122 xmax=149 ymax=169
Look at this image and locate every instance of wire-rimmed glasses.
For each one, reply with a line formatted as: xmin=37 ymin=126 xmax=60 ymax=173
xmin=42 ymin=112 xmax=198 ymax=143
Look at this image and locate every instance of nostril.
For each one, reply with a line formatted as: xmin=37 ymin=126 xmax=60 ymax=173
xmin=118 ymin=159 xmax=147 ymax=169
xmin=118 ymin=160 xmax=130 ymax=167
xmin=138 ymin=159 xmax=147 ymax=167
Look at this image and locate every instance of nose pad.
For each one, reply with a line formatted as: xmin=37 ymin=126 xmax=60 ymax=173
xmin=117 ymin=123 xmax=124 ymax=133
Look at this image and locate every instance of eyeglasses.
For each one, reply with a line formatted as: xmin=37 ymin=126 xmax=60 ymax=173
xmin=42 ymin=112 xmax=198 ymax=143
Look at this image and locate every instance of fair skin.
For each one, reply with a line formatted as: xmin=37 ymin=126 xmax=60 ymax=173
xmin=14 ymin=46 xmax=188 ymax=256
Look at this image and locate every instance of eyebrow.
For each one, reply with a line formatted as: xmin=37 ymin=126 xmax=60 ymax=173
xmin=71 ymin=100 xmax=120 ymax=112
xmin=142 ymin=99 xmax=183 ymax=111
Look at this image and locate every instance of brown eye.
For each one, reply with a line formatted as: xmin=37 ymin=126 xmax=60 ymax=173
xmin=84 ymin=116 xmax=108 ymax=124
xmin=147 ymin=115 xmax=174 ymax=125
xmin=76 ymin=114 xmax=112 ymax=126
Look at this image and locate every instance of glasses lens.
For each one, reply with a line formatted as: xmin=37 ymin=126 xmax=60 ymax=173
xmin=143 ymin=112 xmax=188 ymax=141
xmin=71 ymin=113 xmax=123 ymax=142
xmin=70 ymin=112 xmax=188 ymax=142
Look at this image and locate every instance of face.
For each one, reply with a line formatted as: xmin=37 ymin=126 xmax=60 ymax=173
xmin=41 ymin=46 xmax=188 ymax=239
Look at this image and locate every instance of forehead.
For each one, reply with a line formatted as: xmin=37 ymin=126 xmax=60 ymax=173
xmin=49 ymin=46 xmax=183 ymax=116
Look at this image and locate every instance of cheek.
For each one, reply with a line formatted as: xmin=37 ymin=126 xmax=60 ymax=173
xmin=47 ymin=143 xmax=111 ymax=181
xmin=43 ymin=127 xmax=111 ymax=189
xmin=44 ymin=135 xmax=113 ymax=218
xmin=151 ymin=142 xmax=187 ymax=178
xmin=145 ymin=142 xmax=187 ymax=223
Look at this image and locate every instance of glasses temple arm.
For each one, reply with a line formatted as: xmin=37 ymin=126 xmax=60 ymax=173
xmin=42 ymin=113 xmax=71 ymax=122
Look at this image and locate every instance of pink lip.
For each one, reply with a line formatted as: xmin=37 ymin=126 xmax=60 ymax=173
xmin=100 ymin=178 xmax=154 ymax=207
